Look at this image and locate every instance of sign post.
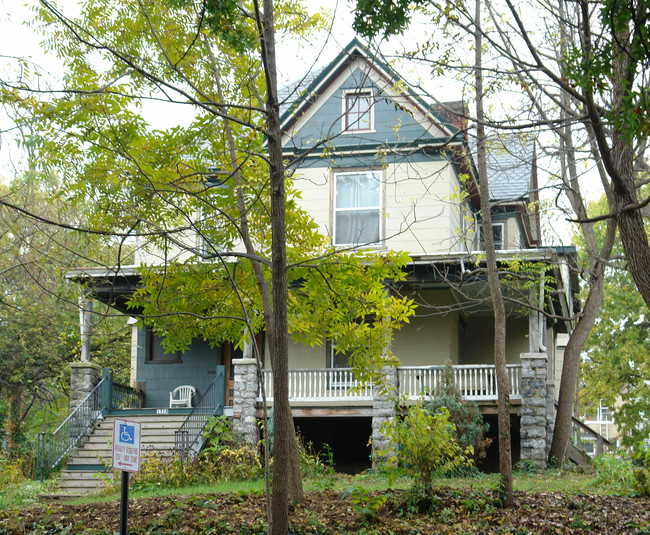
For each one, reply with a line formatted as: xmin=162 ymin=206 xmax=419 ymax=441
xmin=112 ymin=418 xmax=142 ymax=535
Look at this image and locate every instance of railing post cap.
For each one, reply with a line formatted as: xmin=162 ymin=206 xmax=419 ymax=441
xmin=520 ymin=352 xmax=547 ymax=361
xmin=69 ymin=362 xmax=102 ymax=372
xmin=234 ymin=358 xmax=257 ymax=366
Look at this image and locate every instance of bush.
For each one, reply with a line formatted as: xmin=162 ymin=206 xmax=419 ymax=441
xmin=632 ymin=442 xmax=650 ymax=497
xmin=424 ymin=365 xmax=491 ymax=464
xmin=592 ymin=453 xmax=634 ymax=494
xmin=379 ymin=401 xmax=470 ymax=491
xmin=0 ymin=453 xmax=56 ymax=507
xmin=103 ymin=416 xmax=263 ymax=493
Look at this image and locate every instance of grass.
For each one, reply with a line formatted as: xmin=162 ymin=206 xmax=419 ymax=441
xmin=47 ymin=469 xmax=627 ymax=508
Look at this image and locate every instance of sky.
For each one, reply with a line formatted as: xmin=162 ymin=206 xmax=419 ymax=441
xmin=0 ymin=1 xmax=599 ymax=246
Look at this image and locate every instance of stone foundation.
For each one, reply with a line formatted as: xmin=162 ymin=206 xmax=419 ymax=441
xmin=519 ymin=353 xmax=549 ymax=470
xmin=69 ymin=362 xmax=102 ymax=413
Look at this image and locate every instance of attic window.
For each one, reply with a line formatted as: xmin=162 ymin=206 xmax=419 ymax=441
xmin=343 ymin=90 xmax=373 ymax=132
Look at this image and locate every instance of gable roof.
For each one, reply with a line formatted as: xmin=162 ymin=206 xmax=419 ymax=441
xmin=280 ymin=38 xmax=464 ymax=148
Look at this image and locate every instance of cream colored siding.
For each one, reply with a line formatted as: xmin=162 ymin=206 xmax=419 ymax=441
xmin=294 ymin=159 xmax=466 ymax=256
xmin=505 ymin=217 xmax=521 ymax=249
xmin=286 ymin=339 xmax=327 ymax=370
xmin=466 ymin=316 xmax=529 ymax=365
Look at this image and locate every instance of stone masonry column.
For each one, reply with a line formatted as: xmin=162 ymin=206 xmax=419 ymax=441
xmin=520 ymin=353 xmax=549 ymax=470
xmin=372 ymin=366 xmax=398 ymax=468
xmin=69 ymin=362 xmax=102 ymax=413
xmin=546 ymin=380 xmax=556 ymax=458
xmin=232 ymin=358 xmax=260 ymax=445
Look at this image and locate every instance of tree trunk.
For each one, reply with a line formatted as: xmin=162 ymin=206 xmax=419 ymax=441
xmin=549 ymin=264 xmax=606 ymax=466
xmin=474 ymin=0 xmax=513 ymax=507
xmin=260 ymin=1 xmax=303 ymax=533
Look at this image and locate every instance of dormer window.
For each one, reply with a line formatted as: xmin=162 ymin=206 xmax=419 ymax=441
xmin=480 ymin=222 xmax=505 ymax=250
xmin=343 ymin=90 xmax=373 ymax=132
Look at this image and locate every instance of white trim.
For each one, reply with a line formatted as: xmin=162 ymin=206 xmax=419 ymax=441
xmin=281 ymin=55 xmax=452 ymax=147
xmin=341 ymin=88 xmax=375 ymax=133
xmin=332 ymin=169 xmax=383 ymax=247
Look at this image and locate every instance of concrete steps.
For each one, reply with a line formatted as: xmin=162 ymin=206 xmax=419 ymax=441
xmin=53 ymin=413 xmax=188 ymax=497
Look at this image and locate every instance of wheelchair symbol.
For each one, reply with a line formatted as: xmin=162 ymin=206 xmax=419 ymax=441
xmin=119 ymin=424 xmax=135 ymax=445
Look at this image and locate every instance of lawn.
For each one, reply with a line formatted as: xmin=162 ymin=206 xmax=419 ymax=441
xmin=2 ymin=470 xmax=650 ymax=534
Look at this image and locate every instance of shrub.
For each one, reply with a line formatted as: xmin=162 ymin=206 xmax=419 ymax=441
xmin=592 ymin=453 xmax=635 ymax=494
xmin=379 ymin=400 xmax=470 ymax=491
xmin=632 ymin=442 xmax=650 ymax=497
xmin=424 ymin=365 xmax=491 ymax=465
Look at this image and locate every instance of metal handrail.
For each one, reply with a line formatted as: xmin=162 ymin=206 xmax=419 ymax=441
xmin=37 ymin=375 xmax=108 ymax=480
xmin=37 ymin=372 xmax=146 ymax=481
xmin=175 ymin=367 xmax=225 ymax=456
xmin=112 ymin=380 xmax=145 ymax=409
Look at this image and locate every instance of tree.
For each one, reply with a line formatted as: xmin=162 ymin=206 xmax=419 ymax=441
xmin=0 ymin=172 xmax=130 ymax=458
xmin=2 ymin=2 xmax=415 ymax=532
xmin=352 ymin=0 xmax=515 ymax=506
xmin=351 ymin=0 xmax=650 ymax=468
xmin=581 ymin=194 xmax=650 ymax=448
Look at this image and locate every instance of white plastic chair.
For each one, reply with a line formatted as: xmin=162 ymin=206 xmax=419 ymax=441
xmin=169 ymin=385 xmax=196 ymax=408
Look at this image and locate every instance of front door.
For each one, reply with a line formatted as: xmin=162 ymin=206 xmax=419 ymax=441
xmin=222 ymin=333 xmax=265 ymax=407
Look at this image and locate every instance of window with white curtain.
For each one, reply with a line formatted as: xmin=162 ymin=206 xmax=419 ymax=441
xmin=333 ymin=170 xmax=382 ymax=246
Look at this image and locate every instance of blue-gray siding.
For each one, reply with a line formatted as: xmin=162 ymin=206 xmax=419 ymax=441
xmin=286 ymin=67 xmax=436 ymax=152
xmin=135 ymin=328 xmax=221 ymax=408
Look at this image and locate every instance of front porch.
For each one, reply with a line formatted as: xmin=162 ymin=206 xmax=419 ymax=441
xmin=256 ymin=364 xmax=522 ymax=405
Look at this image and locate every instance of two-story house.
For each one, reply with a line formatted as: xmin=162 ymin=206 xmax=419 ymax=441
xmin=56 ymin=39 xmax=577 ymax=483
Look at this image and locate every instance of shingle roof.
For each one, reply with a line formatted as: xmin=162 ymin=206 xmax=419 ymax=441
xmin=472 ymin=134 xmax=535 ymax=202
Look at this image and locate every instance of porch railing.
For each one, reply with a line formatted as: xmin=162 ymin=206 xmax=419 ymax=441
xmin=175 ymin=366 xmax=225 ymax=457
xmin=398 ymin=364 xmax=522 ymax=401
xmin=112 ymin=380 xmax=145 ymax=409
xmin=257 ymin=364 xmax=522 ymax=404
xmin=37 ymin=371 xmax=144 ymax=481
xmin=259 ymin=368 xmax=373 ymax=402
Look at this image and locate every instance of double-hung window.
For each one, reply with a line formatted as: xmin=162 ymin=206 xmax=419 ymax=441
xmin=333 ymin=170 xmax=382 ymax=246
xmin=343 ymin=90 xmax=373 ymax=132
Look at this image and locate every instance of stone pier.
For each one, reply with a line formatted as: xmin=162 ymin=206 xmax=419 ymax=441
xmin=371 ymin=366 xmax=398 ymax=467
xmin=519 ymin=353 xmax=549 ymax=470
xmin=69 ymin=362 xmax=102 ymax=413
xmin=232 ymin=358 xmax=260 ymax=445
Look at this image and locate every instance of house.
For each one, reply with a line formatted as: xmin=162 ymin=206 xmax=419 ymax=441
xmin=49 ymin=39 xmax=579 ymax=484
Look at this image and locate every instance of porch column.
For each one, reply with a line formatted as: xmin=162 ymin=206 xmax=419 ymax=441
xmin=69 ymin=362 xmax=102 ymax=413
xmin=80 ymin=297 xmax=92 ymax=363
xmin=232 ymin=358 xmax=259 ymax=445
xmin=520 ymin=353 xmax=549 ymax=470
xmin=371 ymin=366 xmax=398 ymax=468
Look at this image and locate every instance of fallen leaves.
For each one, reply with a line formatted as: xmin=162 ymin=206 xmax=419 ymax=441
xmin=1 ymin=487 xmax=649 ymax=534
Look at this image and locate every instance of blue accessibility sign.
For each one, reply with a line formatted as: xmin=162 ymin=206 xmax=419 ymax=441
xmin=119 ymin=423 xmax=135 ymax=445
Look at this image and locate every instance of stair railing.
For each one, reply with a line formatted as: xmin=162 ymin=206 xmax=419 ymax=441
xmin=37 ymin=370 xmax=145 ymax=481
xmin=175 ymin=366 xmax=225 ymax=457
xmin=37 ymin=375 xmax=108 ymax=482
xmin=570 ymin=414 xmax=615 ymax=457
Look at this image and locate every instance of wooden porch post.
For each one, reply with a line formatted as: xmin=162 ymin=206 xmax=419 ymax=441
xmin=80 ymin=297 xmax=92 ymax=363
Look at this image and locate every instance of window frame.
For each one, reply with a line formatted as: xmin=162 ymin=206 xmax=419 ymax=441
xmin=342 ymin=89 xmax=374 ymax=133
xmin=326 ymin=341 xmax=356 ymax=389
xmin=145 ymin=328 xmax=182 ymax=364
xmin=480 ymin=222 xmax=505 ymax=251
xmin=332 ymin=169 xmax=383 ymax=247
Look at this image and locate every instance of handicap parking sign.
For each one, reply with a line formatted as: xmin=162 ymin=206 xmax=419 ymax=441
xmin=112 ymin=418 xmax=141 ymax=472
xmin=120 ymin=423 xmax=135 ymax=444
